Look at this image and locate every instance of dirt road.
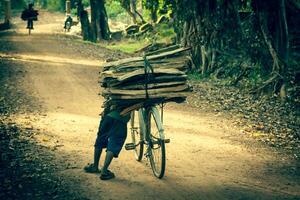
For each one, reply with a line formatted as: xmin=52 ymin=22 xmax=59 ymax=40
xmin=1 ymin=11 xmax=299 ymax=200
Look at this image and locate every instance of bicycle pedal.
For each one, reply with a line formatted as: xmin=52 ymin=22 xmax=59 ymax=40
xmin=125 ymin=143 xmax=135 ymax=150
xmin=144 ymin=151 xmax=151 ymax=157
xmin=164 ymin=139 xmax=170 ymax=143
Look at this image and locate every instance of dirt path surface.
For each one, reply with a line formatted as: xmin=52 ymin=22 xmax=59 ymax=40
xmin=1 ymin=11 xmax=299 ymax=200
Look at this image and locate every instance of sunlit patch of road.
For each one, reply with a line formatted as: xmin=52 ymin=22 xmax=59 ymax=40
xmin=0 ymin=53 xmax=103 ymax=67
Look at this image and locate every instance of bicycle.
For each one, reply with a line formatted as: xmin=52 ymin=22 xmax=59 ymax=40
xmin=64 ymin=21 xmax=71 ymax=32
xmin=125 ymin=102 xmax=170 ymax=179
xmin=64 ymin=16 xmax=73 ymax=32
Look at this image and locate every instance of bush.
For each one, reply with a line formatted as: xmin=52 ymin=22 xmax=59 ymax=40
xmin=82 ymin=0 xmax=90 ymax=7
xmin=105 ymin=0 xmax=129 ymax=23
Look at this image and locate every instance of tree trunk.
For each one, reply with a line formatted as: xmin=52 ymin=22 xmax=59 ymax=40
xmin=98 ymin=0 xmax=110 ymax=40
xmin=277 ymin=0 xmax=289 ymax=98
xmin=125 ymin=7 xmax=137 ymax=24
xmin=131 ymin=0 xmax=145 ymax=24
xmin=278 ymin=0 xmax=289 ymax=62
xmin=81 ymin=10 xmax=92 ymax=41
xmin=130 ymin=0 xmax=137 ymax=23
xmin=4 ymin=0 xmax=11 ymax=25
xmin=135 ymin=10 xmax=146 ymax=23
xmin=122 ymin=0 xmax=145 ymax=24
xmin=89 ymin=0 xmax=98 ymax=42
xmin=260 ymin=12 xmax=281 ymax=73
xmin=89 ymin=0 xmax=110 ymax=41
xmin=209 ymin=48 xmax=217 ymax=73
xmin=77 ymin=0 xmax=92 ymax=41
xmin=201 ymin=46 xmax=207 ymax=75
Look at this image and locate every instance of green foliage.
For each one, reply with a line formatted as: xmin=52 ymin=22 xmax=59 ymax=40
xmin=105 ymin=0 xmax=127 ymax=21
xmin=142 ymin=0 xmax=159 ymax=21
xmin=187 ymin=72 xmax=206 ymax=81
xmin=71 ymin=8 xmax=77 ymax=16
xmin=82 ymin=0 xmax=90 ymax=7
xmin=1 ymin=0 xmax=25 ymax=10
xmin=11 ymin=0 xmax=26 ymax=9
xmin=153 ymin=23 xmax=175 ymax=44
xmin=143 ymin=0 xmax=159 ymax=9
xmin=70 ymin=0 xmax=89 ymax=15
xmin=35 ymin=0 xmax=86 ymax=12
xmin=46 ymin=0 xmax=65 ymax=12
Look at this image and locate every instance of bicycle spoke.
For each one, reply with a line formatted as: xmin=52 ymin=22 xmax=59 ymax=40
xmin=130 ymin=111 xmax=143 ymax=161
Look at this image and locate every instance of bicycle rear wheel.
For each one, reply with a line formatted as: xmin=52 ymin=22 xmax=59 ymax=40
xmin=146 ymin=107 xmax=166 ymax=178
xmin=130 ymin=111 xmax=144 ymax=161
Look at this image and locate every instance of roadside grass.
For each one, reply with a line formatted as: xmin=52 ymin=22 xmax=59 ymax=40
xmin=102 ymin=38 xmax=150 ymax=54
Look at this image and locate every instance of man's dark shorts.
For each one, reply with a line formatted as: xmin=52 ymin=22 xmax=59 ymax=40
xmin=94 ymin=115 xmax=127 ymax=157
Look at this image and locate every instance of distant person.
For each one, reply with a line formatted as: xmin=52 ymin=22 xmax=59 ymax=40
xmin=21 ymin=3 xmax=39 ymax=32
xmin=64 ymin=15 xmax=73 ymax=32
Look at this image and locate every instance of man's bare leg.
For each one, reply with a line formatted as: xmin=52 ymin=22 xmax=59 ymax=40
xmin=84 ymin=147 xmax=102 ymax=173
xmin=100 ymin=151 xmax=115 ymax=180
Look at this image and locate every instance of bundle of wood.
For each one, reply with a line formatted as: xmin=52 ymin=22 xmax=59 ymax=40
xmin=99 ymin=45 xmax=192 ymax=108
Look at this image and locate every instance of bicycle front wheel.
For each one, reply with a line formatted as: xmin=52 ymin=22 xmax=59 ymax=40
xmin=146 ymin=107 xmax=166 ymax=178
xmin=130 ymin=110 xmax=144 ymax=161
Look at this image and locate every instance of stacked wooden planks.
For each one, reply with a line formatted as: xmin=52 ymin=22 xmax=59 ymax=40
xmin=99 ymin=45 xmax=192 ymax=108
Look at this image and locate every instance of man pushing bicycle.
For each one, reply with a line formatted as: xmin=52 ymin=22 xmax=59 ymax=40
xmin=84 ymin=105 xmax=131 ymax=180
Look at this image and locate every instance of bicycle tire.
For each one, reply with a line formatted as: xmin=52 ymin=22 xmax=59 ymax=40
xmin=147 ymin=108 xmax=166 ymax=178
xmin=130 ymin=111 xmax=144 ymax=161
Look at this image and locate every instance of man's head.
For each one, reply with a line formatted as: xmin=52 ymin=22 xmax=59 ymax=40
xmin=28 ymin=3 xmax=34 ymax=9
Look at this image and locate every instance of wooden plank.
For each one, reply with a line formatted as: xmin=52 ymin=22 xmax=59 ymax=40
xmin=103 ymin=85 xmax=189 ymax=96
xmin=120 ymin=81 xmax=186 ymax=90
xmin=110 ymin=92 xmax=190 ymax=100
xmin=100 ymin=62 xmax=188 ymax=79
xmin=102 ymin=47 xmax=191 ymax=68
xmin=107 ymin=60 xmax=188 ymax=72
xmin=104 ymin=56 xmax=189 ymax=72
xmin=106 ymin=75 xmax=187 ymax=87
xmin=145 ymin=44 xmax=181 ymax=56
xmin=119 ymin=68 xmax=184 ymax=81
xmin=100 ymin=46 xmax=192 ymax=107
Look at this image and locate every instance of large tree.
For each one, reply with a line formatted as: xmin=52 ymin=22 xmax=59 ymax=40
xmin=90 ymin=0 xmax=110 ymax=40
xmin=77 ymin=0 xmax=110 ymax=41
xmin=77 ymin=0 xmax=92 ymax=41
xmin=166 ymin=0 xmax=299 ymax=97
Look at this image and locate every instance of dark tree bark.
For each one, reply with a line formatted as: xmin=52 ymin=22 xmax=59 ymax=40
xmin=90 ymin=0 xmax=99 ymax=42
xmin=251 ymin=0 xmax=292 ymax=95
xmin=278 ymin=0 xmax=289 ymax=62
xmin=98 ymin=0 xmax=110 ymax=40
xmin=90 ymin=0 xmax=110 ymax=40
xmin=77 ymin=0 xmax=93 ymax=41
xmin=170 ymin=0 xmax=297 ymax=97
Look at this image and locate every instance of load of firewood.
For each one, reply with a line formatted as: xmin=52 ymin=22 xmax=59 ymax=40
xmin=99 ymin=45 xmax=193 ymax=109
